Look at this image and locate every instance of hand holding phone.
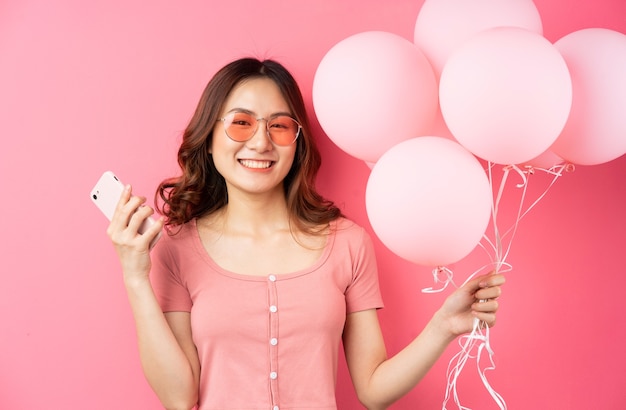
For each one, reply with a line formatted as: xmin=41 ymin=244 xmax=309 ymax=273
xmin=90 ymin=171 xmax=162 ymax=249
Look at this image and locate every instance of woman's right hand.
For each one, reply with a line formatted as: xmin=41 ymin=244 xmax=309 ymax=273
xmin=106 ymin=184 xmax=164 ymax=284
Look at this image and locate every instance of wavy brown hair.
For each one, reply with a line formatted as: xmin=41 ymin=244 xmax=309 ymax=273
xmin=156 ymin=58 xmax=342 ymax=234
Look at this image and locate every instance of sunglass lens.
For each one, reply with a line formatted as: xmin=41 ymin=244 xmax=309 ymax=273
xmin=268 ymin=116 xmax=299 ymax=145
xmin=225 ymin=112 xmax=256 ymax=141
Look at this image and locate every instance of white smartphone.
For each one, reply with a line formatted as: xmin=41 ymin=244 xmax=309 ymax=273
xmin=90 ymin=171 xmax=161 ymax=249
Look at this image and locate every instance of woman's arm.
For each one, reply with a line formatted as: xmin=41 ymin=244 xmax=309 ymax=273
xmin=108 ymin=185 xmax=200 ymax=410
xmin=124 ymin=281 xmax=200 ymax=410
xmin=343 ymin=273 xmax=505 ymax=410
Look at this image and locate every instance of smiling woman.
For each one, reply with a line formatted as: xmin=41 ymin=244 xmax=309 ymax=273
xmin=1 ymin=1 xmax=625 ymax=409
xmin=104 ymin=57 xmax=504 ymax=410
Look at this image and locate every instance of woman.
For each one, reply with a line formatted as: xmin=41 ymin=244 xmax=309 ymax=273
xmin=108 ymin=58 xmax=504 ymax=410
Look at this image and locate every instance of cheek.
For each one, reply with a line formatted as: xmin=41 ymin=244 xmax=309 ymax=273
xmin=282 ymin=147 xmax=297 ymax=170
xmin=209 ymin=137 xmax=229 ymax=174
xmin=209 ymin=131 xmax=230 ymax=158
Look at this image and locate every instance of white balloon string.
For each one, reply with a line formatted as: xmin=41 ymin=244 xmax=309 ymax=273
xmin=441 ymin=260 xmax=509 ymax=410
xmin=500 ymin=163 xmax=575 ymax=240
xmin=439 ymin=161 xmax=572 ymax=410
xmin=475 ymin=324 xmax=507 ymax=409
xmin=442 ymin=315 xmax=505 ymax=410
xmin=422 ymin=266 xmax=457 ymax=293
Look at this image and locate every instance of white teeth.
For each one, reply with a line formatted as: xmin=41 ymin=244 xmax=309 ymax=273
xmin=239 ymin=159 xmax=273 ymax=169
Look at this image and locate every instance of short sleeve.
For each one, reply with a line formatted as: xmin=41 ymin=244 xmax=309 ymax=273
xmin=150 ymin=232 xmax=193 ymax=312
xmin=344 ymin=225 xmax=384 ymax=314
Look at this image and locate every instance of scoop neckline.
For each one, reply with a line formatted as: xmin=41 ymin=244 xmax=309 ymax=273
xmin=189 ymin=218 xmax=336 ymax=281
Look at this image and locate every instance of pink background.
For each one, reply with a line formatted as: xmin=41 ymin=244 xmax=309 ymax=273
xmin=1 ymin=0 xmax=625 ymax=408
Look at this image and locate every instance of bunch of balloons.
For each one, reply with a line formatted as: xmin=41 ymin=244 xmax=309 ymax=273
xmin=313 ymin=0 xmax=626 ymax=268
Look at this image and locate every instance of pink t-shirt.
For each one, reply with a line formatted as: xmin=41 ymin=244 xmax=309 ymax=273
xmin=150 ymin=217 xmax=384 ymax=410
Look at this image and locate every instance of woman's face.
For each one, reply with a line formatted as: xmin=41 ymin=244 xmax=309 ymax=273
xmin=211 ymin=77 xmax=297 ymax=198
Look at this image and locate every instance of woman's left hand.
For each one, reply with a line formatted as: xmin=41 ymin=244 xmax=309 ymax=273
xmin=435 ymin=272 xmax=506 ymax=338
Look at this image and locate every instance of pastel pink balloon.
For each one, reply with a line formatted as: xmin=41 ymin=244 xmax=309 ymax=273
xmin=440 ymin=27 xmax=572 ymax=165
xmin=366 ymin=137 xmax=491 ymax=266
xmin=414 ymin=0 xmax=543 ymax=77
xmin=551 ymin=28 xmax=626 ymax=165
xmin=313 ymin=31 xmax=438 ymax=163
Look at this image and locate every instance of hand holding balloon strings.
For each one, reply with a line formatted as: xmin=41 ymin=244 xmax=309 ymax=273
xmin=435 ymin=161 xmax=574 ymax=410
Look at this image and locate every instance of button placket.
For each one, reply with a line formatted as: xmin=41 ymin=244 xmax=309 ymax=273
xmin=267 ymin=274 xmax=280 ymax=407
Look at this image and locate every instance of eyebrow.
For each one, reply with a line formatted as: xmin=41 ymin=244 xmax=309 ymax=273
xmin=225 ymin=107 xmax=295 ymax=118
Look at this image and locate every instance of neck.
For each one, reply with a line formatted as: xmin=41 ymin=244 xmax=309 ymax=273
xmin=218 ymin=189 xmax=292 ymax=236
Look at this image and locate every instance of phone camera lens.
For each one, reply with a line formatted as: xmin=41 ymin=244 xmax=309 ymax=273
xmin=92 ymin=194 xmax=98 ymax=200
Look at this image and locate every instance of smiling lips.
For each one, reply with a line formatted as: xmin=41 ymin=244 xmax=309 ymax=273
xmin=239 ymin=159 xmax=274 ymax=169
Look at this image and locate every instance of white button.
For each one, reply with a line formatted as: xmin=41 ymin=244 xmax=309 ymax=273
xmin=270 ymin=371 xmax=278 ymax=379
xmin=270 ymin=338 xmax=278 ymax=346
xmin=269 ymin=305 xmax=278 ymax=313
xmin=273 ymin=406 xmax=279 ymax=410
xmin=268 ymin=274 xmax=277 ymax=282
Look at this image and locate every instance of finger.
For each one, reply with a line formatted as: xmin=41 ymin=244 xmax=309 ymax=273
xmin=479 ymin=273 xmax=506 ymax=288
xmin=111 ymin=185 xmax=134 ymax=220
xmin=145 ymin=216 xmax=165 ymax=238
xmin=117 ymin=195 xmax=147 ymax=227
xmin=473 ymin=311 xmax=497 ymax=327
xmin=146 ymin=217 xmax=165 ymax=249
xmin=475 ymin=285 xmax=503 ymax=301
xmin=462 ymin=272 xmax=504 ymax=295
xmin=108 ymin=190 xmax=147 ymax=240
xmin=128 ymin=204 xmax=154 ymax=232
xmin=129 ymin=207 xmax=165 ymax=250
xmin=108 ymin=185 xmax=131 ymax=229
xmin=115 ymin=185 xmax=148 ymax=214
xmin=472 ymin=299 xmax=499 ymax=313
xmin=116 ymin=184 xmax=132 ymax=208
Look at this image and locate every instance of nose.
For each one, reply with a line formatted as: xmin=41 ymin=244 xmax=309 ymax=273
xmin=245 ymin=119 xmax=273 ymax=152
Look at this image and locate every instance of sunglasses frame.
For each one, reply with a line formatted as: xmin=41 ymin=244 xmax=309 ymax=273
xmin=217 ymin=111 xmax=302 ymax=146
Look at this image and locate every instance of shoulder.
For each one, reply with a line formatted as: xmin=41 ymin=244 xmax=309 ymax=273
xmin=328 ymin=217 xmax=377 ymax=259
xmin=164 ymin=219 xmax=197 ymax=241
xmin=152 ymin=219 xmax=198 ymax=258
xmin=332 ymin=217 xmax=370 ymax=242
